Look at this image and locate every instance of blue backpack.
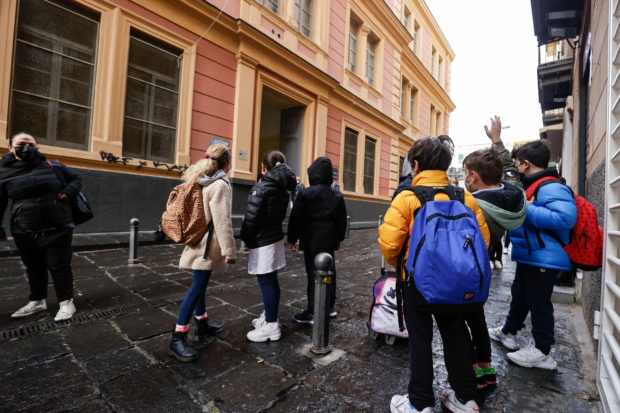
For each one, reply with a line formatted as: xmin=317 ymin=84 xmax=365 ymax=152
xmin=403 ymin=186 xmax=491 ymax=314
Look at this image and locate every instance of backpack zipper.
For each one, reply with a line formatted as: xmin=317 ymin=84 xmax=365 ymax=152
xmin=410 ymin=213 xmax=473 ymax=278
xmin=464 ymin=234 xmax=484 ymax=290
xmin=425 ymin=212 xmax=471 ymax=223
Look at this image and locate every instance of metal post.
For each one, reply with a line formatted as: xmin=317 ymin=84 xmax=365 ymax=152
xmin=311 ymin=252 xmax=334 ymax=356
xmin=128 ymin=218 xmax=140 ymax=264
xmin=346 ymin=216 xmax=351 ymax=238
xmin=378 ymin=215 xmax=385 ymax=275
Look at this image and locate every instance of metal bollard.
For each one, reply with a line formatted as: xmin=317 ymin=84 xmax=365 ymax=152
xmin=346 ymin=216 xmax=351 ymax=238
xmin=311 ymin=252 xmax=334 ymax=356
xmin=378 ymin=215 xmax=385 ymax=275
xmin=128 ymin=218 xmax=140 ymax=264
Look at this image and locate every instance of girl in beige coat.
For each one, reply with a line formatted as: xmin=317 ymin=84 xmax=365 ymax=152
xmin=169 ymin=144 xmax=236 ymax=362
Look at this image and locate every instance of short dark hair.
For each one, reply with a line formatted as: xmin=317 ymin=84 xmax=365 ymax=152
xmin=407 ymin=135 xmax=454 ymax=172
xmin=9 ymin=132 xmax=37 ymax=146
xmin=463 ymin=149 xmax=503 ymax=185
xmin=514 ymin=140 xmax=550 ymax=168
xmin=262 ymin=150 xmax=286 ymax=171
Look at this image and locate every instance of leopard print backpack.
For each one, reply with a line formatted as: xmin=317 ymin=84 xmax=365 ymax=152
xmin=161 ymin=183 xmax=208 ymax=246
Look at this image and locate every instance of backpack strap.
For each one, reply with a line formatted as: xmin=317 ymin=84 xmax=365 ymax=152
xmin=202 ymin=220 xmax=215 ymax=259
xmin=525 ymin=176 xmax=562 ymax=201
xmin=47 ymin=160 xmax=67 ymax=186
xmin=395 ymin=237 xmax=408 ymax=332
xmin=528 ymin=176 xmax=572 ymax=248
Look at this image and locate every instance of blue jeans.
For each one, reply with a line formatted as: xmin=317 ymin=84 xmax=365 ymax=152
xmin=256 ymin=271 xmax=280 ymax=323
xmin=177 ymin=270 xmax=212 ymax=326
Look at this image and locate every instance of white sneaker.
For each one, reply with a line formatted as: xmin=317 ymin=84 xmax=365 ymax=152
xmin=488 ymin=326 xmax=520 ymax=350
xmin=11 ymin=300 xmax=47 ymax=318
xmin=389 ymin=395 xmax=433 ymax=413
xmin=441 ymin=389 xmax=480 ymax=412
xmin=252 ymin=311 xmax=266 ymax=329
xmin=247 ymin=321 xmax=281 ymax=342
xmin=490 ymin=260 xmax=495 ymax=269
xmin=54 ymin=299 xmax=76 ymax=321
xmin=507 ymin=345 xmax=557 ymax=370
xmin=493 ymin=260 xmax=503 ymax=269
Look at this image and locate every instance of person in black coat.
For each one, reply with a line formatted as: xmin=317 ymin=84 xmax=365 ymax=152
xmin=287 ymin=157 xmax=347 ymax=323
xmin=241 ymin=151 xmax=296 ymax=342
xmin=0 ymin=133 xmax=82 ymax=321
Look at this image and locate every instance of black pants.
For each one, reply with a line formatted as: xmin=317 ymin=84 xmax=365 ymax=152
xmin=304 ymin=249 xmax=336 ymax=313
xmin=403 ymin=286 xmax=477 ymax=409
xmin=464 ymin=308 xmax=492 ymax=363
xmin=13 ymin=229 xmax=74 ymax=302
xmin=489 ymin=241 xmax=503 ymax=263
xmin=503 ymin=263 xmax=558 ymax=355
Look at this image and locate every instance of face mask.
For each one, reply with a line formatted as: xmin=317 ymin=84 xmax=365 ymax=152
xmin=15 ymin=145 xmax=38 ymax=162
xmin=464 ymin=180 xmax=472 ymax=192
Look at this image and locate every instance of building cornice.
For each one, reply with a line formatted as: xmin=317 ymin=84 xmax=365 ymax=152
xmin=412 ymin=0 xmax=455 ymax=60
xmin=351 ymin=0 xmax=414 ymax=47
xmin=133 ymin=0 xmax=410 ymax=135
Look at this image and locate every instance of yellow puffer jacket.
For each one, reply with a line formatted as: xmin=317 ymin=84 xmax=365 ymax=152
xmin=379 ymin=170 xmax=490 ymax=268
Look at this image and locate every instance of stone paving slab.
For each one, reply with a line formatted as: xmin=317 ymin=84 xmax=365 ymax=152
xmin=0 ymin=229 xmax=599 ymax=412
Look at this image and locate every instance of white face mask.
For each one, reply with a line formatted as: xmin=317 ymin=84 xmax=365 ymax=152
xmin=464 ymin=171 xmax=474 ymax=192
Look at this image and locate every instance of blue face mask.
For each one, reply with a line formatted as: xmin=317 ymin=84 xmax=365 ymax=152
xmin=14 ymin=144 xmax=38 ymax=162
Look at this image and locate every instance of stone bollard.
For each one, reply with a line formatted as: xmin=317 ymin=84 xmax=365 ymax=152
xmin=128 ymin=218 xmax=140 ymax=264
xmin=311 ymin=252 xmax=334 ymax=356
xmin=346 ymin=216 xmax=351 ymax=238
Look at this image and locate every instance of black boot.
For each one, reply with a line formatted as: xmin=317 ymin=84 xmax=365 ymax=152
xmin=195 ymin=318 xmax=223 ymax=337
xmin=168 ymin=331 xmax=198 ymax=362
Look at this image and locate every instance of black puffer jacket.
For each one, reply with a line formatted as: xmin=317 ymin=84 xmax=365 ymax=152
xmin=287 ymin=157 xmax=348 ymax=252
xmin=0 ymin=151 xmax=82 ymax=233
xmin=240 ymin=163 xmax=296 ymax=249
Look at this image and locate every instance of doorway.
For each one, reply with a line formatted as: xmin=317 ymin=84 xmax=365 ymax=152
xmin=258 ymin=87 xmax=306 ymax=178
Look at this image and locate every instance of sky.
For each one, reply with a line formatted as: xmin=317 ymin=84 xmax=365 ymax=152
xmin=425 ymin=0 xmax=543 ymax=147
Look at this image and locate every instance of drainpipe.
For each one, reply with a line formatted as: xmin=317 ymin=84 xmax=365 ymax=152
xmin=578 ymin=75 xmax=587 ymax=197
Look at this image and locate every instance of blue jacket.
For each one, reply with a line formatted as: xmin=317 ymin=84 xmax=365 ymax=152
xmin=509 ymin=172 xmax=577 ymax=270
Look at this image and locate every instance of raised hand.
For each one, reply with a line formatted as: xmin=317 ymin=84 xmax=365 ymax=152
xmin=484 ymin=115 xmax=502 ymax=144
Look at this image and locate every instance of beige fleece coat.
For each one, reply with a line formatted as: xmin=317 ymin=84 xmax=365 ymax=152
xmin=179 ymin=177 xmax=236 ymax=271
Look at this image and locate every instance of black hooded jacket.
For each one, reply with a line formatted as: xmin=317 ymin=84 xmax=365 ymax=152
xmin=287 ymin=157 xmax=347 ymax=252
xmin=240 ymin=163 xmax=296 ymax=249
xmin=0 ymin=151 xmax=82 ymax=234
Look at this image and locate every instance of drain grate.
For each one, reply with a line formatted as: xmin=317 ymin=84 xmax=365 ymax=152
xmin=0 ymin=293 xmax=185 ymax=342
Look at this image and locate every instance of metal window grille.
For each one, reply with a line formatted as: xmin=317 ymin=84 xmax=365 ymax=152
xmin=366 ymin=38 xmax=376 ymax=87
xmin=9 ymin=0 xmax=99 ymax=150
xmin=260 ymin=0 xmax=279 ymax=13
xmin=122 ymin=31 xmax=181 ymax=163
xmin=363 ymin=136 xmax=376 ymax=194
xmin=348 ymin=21 xmax=358 ymax=72
xmin=343 ymin=127 xmax=358 ymax=192
xmin=599 ymin=2 xmax=620 ymax=411
xmin=295 ymin=0 xmax=312 ymax=37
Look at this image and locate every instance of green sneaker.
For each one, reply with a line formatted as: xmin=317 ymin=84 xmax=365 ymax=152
xmin=484 ymin=367 xmax=497 ymax=386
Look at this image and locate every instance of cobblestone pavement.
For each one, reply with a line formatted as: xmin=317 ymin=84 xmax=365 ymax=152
xmin=0 ymin=229 xmax=599 ymax=412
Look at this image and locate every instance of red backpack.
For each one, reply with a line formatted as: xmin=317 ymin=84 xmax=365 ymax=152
xmin=526 ymin=177 xmax=603 ymax=271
